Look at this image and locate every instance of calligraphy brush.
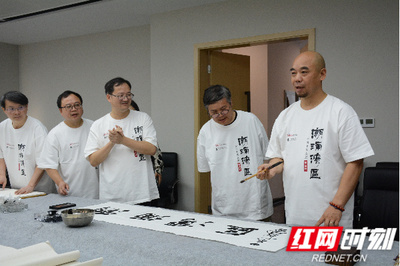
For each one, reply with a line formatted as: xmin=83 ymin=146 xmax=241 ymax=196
xmin=239 ymin=161 xmax=283 ymax=183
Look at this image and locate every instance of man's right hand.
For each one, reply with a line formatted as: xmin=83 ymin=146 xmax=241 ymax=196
xmin=57 ymin=181 xmax=70 ymax=195
xmin=257 ymin=164 xmax=273 ymax=180
xmin=257 ymin=159 xmax=284 ymax=180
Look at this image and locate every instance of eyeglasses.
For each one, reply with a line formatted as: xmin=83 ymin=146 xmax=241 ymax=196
xmin=209 ymin=107 xmax=230 ymax=119
xmin=5 ymin=106 xmax=26 ymax=113
xmin=110 ymin=93 xmax=134 ymax=100
xmin=61 ymin=103 xmax=82 ymax=110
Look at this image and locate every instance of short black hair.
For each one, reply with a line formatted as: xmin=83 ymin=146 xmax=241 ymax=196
xmin=203 ymin=85 xmax=231 ymax=108
xmin=104 ymin=77 xmax=132 ymax=95
xmin=57 ymin=90 xmax=83 ymax=108
xmin=130 ymin=100 xmax=140 ymax=111
xmin=0 ymin=91 xmax=29 ymax=108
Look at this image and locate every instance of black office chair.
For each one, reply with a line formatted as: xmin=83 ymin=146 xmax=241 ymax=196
xmin=375 ymin=162 xmax=399 ymax=169
xmin=357 ymin=165 xmax=399 ymax=240
xmin=5 ymin=169 xmax=11 ymax=188
xmin=155 ymin=152 xmax=178 ymax=208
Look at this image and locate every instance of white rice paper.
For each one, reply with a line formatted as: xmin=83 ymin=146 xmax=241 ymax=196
xmin=84 ymin=201 xmax=291 ymax=252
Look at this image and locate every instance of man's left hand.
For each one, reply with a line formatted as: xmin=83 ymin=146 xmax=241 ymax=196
xmin=15 ymin=184 xmax=34 ymax=195
xmin=315 ymin=205 xmax=342 ymax=227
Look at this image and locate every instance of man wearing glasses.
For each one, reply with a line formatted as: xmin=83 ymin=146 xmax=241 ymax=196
xmin=0 ymin=91 xmax=56 ymax=194
xmin=197 ymin=85 xmax=273 ymax=221
xmin=38 ymin=91 xmax=99 ymax=199
xmin=84 ymin=77 xmax=159 ymax=205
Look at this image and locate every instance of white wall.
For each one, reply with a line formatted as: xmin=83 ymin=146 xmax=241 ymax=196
xmin=19 ymin=25 xmax=151 ymax=130
xmin=150 ymin=0 xmax=398 ymax=211
xmin=8 ymin=0 xmax=399 ymax=213
xmin=0 ymin=43 xmax=19 ymax=121
xmin=268 ymin=41 xmax=304 ymax=136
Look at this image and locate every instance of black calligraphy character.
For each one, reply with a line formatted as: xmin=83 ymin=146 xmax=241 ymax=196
xmin=165 ymin=218 xmax=196 ymax=227
xmin=237 ymin=136 xmax=248 ymax=146
xmin=139 ymin=154 xmax=146 ymax=162
xmin=199 ymin=221 xmax=214 ymax=227
xmin=216 ymin=225 xmax=258 ymax=236
xmin=130 ymin=213 xmax=170 ymax=221
xmin=244 ymin=168 xmax=252 ymax=176
xmin=95 ymin=207 xmax=121 ymax=215
xmin=310 ymin=141 xmax=322 ymax=151
xmin=310 ymin=153 xmax=321 ymax=164
xmin=134 ymin=126 xmax=143 ymax=135
xmin=241 ymin=156 xmax=251 ymax=165
xmin=250 ymin=228 xmax=288 ymax=246
xmin=18 ymin=143 xmax=26 ymax=151
xmin=310 ymin=169 xmax=320 ymax=179
xmin=311 ymin=128 xmax=324 ymax=140
xmin=240 ymin=147 xmax=249 ymax=155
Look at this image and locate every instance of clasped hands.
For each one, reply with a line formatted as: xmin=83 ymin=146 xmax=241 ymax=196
xmin=108 ymin=125 xmax=125 ymax=144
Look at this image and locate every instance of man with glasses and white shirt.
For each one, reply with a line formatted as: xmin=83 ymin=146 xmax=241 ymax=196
xmin=84 ymin=77 xmax=159 ymax=205
xmin=38 ymin=91 xmax=99 ymax=199
xmin=0 ymin=91 xmax=56 ymax=194
xmin=197 ymin=85 xmax=273 ymax=221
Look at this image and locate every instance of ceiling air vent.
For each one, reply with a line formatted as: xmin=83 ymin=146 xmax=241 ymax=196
xmin=0 ymin=0 xmax=103 ymax=23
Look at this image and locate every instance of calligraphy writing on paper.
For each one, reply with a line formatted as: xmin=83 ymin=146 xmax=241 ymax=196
xmin=130 ymin=213 xmax=170 ymax=221
xmin=250 ymin=228 xmax=288 ymax=246
xmin=216 ymin=225 xmax=259 ymax=236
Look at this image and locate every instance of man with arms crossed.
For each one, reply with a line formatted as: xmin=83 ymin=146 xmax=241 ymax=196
xmin=38 ymin=91 xmax=99 ymax=199
xmin=84 ymin=77 xmax=159 ymax=204
xmin=257 ymin=51 xmax=374 ymax=228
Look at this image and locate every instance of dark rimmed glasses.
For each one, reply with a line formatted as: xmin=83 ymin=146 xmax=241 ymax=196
xmin=209 ymin=107 xmax=230 ymax=119
xmin=61 ymin=103 xmax=82 ymax=110
xmin=110 ymin=93 xmax=134 ymax=100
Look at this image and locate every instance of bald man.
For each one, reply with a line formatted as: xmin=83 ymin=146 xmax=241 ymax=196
xmin=257 ymin=51 xmax=374 ymax=229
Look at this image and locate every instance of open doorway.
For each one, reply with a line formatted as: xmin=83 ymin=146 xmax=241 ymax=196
xmin=193 ymin=28 xmax=315 ymax=216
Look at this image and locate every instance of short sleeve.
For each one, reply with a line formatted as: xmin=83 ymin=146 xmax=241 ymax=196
xmin=196 ymin=131 xmax=210 ymax=172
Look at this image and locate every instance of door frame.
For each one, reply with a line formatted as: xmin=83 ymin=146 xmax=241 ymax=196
xmin=193 ymin=28 xmax=316 ymax=213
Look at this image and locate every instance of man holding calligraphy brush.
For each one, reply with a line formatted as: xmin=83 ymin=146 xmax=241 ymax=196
xmin=257 ymin=51 xmax=374 ymax=229
xmin=197 ymin=85 xmax=273 ymax=221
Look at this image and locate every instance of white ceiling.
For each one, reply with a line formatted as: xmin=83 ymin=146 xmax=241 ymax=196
xmin=0 ymin=0 xmax=226 ymax=45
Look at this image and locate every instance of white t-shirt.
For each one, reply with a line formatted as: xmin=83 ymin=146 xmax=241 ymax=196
xmin=197 ymin=110 xmax=273 ymax=220
xmin=267 ymin=95 xmax=374 ymax=228
xmin=38 ymin=118 xmax=99 ymax=199
xmin=0 ymin=116 xmax=56 ymax=194
xmin=84 ymin=110 xmax=159 ymax=204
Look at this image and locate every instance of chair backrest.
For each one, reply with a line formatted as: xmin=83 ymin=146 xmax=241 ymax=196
xmin=376 ymin=162 xmax=399 ymax=169
xmin=158 ymin=152 xmax=178 ymax=203
xmin=360 ymin=167 xmax=399 ymax=240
